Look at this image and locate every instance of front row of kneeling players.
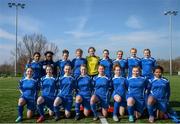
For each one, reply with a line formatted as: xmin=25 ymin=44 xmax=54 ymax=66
xmin=16 ymin=64 xmax=170 ymax=123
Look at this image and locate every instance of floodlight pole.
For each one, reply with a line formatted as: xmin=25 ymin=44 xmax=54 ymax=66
xmin=8 ymin=2 xmax=25 ymax=77
xmin=164 ymin=11 xmax=178 ymax=76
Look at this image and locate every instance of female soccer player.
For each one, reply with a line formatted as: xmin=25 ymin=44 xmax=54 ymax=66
xmin=25 ymin=52 xmax=42 ymax=80
xmin=112 ymin=64 xmax=126 ymax=122
xmin=72 ymin=48 xmax=87 ymax=79
xmin=147 ymin=66 xmax=170 ymax=123
xmin=90 ymin=65 xmax=111 ymax=121
xmin=56 ymin=49 xmax=72 ymax=77
xmin=113 ymin=50 xmax=127 ymax=77
xmin=41 ymin=51 xmax=56 ymax=76
xmin=126 ymin=66 xmax=148 ymax=122
xmin=53 ymin=65 xmax=75 ymax=121
xmin=36 ymin=65 xmax=58 ymax=123
xmin=86 ymin=47 xmax=100 ymax=78
xmin=99 ymin=49 xmax=113 ymax=78
xmin=15 ymin=67 xmax=38 ymax=122
xmin=74 ymin=64 xmax=92 ymax=120
xmin=141 ymin=49 xmax=157 ymax=79
xmin=127 ymin=48 xmax=141 ymax=77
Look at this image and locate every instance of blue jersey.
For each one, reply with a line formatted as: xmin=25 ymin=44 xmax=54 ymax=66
xmin=76 ymin=75 xmax=92 ymax=98
xmin=40 ymin=76 xmax=58 ymax=99
xmin=141 ymin=57 xmax=157 ymax=78
xmin=113 ymin=59 xmax=127 ymax=77
xmin=41 ymin=60 xmax=56 ymax=76
xmin=93 ymin=75 xmax=111 ymax=97
xmin=72 ymin=58 xmax=87 ymax=78
xmin=126 ymin=76 xmax=148 ymax=98
xmin=127 ymin=57 xmax=141 ymax=77
xmin=19 ymin=78 xmax=38 ymax=100
xmin=57 ymin=75 xmax=75 ymax=97
xmin=26 ymin=60 xmax=42 ymax=80
xmin=99 ymin=58 xmax=113 ymax=78
xmin=112 ymin=76 xmax=126 ymax=98
xmin=56 ymin=60 xmax=72 ymax=76
xmin=149 ymin=77 xmax=170 ymax=101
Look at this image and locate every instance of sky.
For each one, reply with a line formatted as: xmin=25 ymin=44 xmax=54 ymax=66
xmin=0 ymin=0 xmax=180 ymax=64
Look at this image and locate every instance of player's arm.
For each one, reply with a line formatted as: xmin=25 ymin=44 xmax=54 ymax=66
xmin=166 ymin=81 xmax=171 ymax=101
xmin=18 ymin=80 xmax=23 ymax=94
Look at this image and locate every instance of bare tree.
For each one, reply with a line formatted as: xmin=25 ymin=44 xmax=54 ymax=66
xmin=11 ymin=33 xmax=59 ymax=74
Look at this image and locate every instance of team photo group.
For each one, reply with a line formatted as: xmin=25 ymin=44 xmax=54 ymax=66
xmin=16 ymin=47 xmax=170 ymax=123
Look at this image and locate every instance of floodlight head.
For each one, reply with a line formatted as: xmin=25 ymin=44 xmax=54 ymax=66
xmin=164 ymin=11 xmax=170 ymax=15
xmin=172 ymin=11 xmax=178 ymax=15
xmin=8 ymin=3 xmax=12 ymax=7
xmin=17 ymin=3 xmax=21 ymax=6
xmin=21 ymin=3 xmax=25 ymax=9
xmin=12 ymin=3 xmax=16 ymax=6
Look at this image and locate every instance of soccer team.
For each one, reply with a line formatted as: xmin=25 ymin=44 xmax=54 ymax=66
xmin=15 ymin=47 xmax=170 ymax=123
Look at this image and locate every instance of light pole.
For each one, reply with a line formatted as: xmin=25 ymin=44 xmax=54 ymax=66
xmin=8 ymin=2 xmax=25 ymax=77
xmin=164 ymin=11 xmax=178 ymax=76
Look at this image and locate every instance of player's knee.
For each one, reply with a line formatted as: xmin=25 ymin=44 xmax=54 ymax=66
xmin=53 ymin=97 xmax=61 ymax=106
xmin=65 ymin=111 xmax=71 ymax=118
xmin=147 ymin=96 xmax=155 ymax=105
xmin=18 ymin=98 xmax=25 ymax=106
xmin=37 ymin=97 xmax=44 ymax=105
xmin=90 ymin=95 xmax=97 ymax=104
xmin=127 ymin=97 xmax=135 ymax=106
xmin=75 ymin=96 xmax=82 ymax=103
xmin=114 ymin=95 xmax=121 ymax=102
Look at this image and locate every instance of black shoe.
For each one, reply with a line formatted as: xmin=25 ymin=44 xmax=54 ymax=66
xmin=74 ymin=114 xmax=81 ymax=120
xmin=93 ymin=116 xmax=99 ymax=121
xmin=54 ymin=116 xmax=60 ymax=121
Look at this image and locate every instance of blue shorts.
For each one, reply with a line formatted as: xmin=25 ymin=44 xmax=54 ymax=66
xmin=126 ymin=95 xmax=145 ymax=114
xmin=21 ymin=96 xmax=36 ymax=111
xmin=149 ymin=95 xmax=168 ymax=113
xmin=95 ymin=94 xmax=109 ymax=109
xmin=112 ymin=93 xmax=126 ymax=107
xmin=42 ymin=96 xmax=55 ymax=111
xmin=58 ymin=96 xmax=73 ymax=112
xmin=76 ymin=94 xmax=91 ymax=110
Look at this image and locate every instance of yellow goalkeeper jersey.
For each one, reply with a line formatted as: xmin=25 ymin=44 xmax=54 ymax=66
xmin=86 ymin=56 xmax=100 ymax=76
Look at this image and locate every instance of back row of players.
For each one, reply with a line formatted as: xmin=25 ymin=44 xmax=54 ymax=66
xmin=26 ymin=47 xmax=157 ymax=79
xmin=16 ymin=47 xmax=170 ymax=123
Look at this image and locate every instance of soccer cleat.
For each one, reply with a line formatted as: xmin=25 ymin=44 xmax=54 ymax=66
xmin=15 ymin=116 xmax=22 ymax=123
xmin=113 ymin=115 xmax=119 ymax=122
xmin=93 ymin=116 xmax=99 ymax=121
xmin=148 ymin=116 xmax=155 ymax=123
xmin=36 ymin=116 xmax=45 ymax=123
xmin=74 ymin=114 xmax=81 ymax=120
xmin=54 ymin=116 xmax=60 ymax=121
xmin=128 ymin=115 xmax=134 ymax=122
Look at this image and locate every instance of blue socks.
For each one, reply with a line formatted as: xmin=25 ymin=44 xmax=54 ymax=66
xmin=91 ymin=103 xmax=97 ymax=117
xmin=113 ymin=101 xmax=120 ymax=116
xmin=37 ymin=104 xmax=44 ymax=116
xmin=18 ymin=105 xmax=23 ymax=117
xmin=147 ymin=104 xmax=154 ymax=117
xmin=54 ymin=106 xmax=60 ymax=117
xmin=75 ymin=102 xmax=81 ymax=114
xmin=127 ymin=106 xmax=134 ymax=116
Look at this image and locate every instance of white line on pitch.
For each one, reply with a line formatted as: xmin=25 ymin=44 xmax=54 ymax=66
xmin=98 ymin=112 xmax=109 ymax=124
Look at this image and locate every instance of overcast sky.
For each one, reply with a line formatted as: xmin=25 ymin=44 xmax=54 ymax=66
xmin=0 ymin=0 xmax=180 ymax=64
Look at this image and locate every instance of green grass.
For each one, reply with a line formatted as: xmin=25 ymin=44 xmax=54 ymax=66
xmin=0 ymin=76 xmax=180 ymax=123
